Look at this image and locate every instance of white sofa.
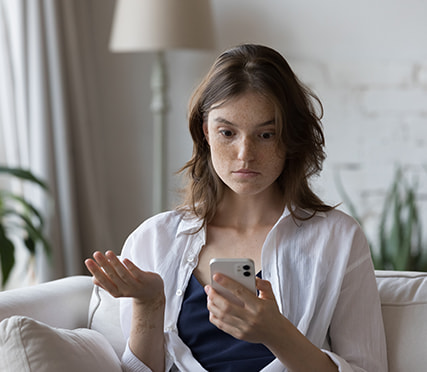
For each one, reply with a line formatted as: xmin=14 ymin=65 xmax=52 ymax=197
xmin=0 ymin=271 xmax=426 ymax=371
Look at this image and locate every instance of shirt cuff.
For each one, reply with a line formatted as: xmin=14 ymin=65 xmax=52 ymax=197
xmin=121 ymin=341 xmax=175 ymax=372
xmin=322 ymin=350 xmax=354 ymax=372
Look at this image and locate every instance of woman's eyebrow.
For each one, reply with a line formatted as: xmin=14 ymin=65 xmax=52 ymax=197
xmin=214 ymin=117 xmax=234 ymax=126
xmin=213 ymin=117 xmax=275 ymax=127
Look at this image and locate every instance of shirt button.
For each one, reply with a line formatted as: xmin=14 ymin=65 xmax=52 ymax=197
xmin=176 ymin=289 xmax=183 ymax=296
xmin=187 ymin=255 xmax=195 ymax=262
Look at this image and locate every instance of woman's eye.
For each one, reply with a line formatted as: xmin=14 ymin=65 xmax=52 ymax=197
xmin=220 ymin=130 xmax=233 ymax=137
xmin=260 ymin=132 xmax=275 ymax=139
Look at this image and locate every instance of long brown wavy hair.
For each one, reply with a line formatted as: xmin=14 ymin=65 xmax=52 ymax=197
xmin=177 ymin=44 xmax=334 ymax=224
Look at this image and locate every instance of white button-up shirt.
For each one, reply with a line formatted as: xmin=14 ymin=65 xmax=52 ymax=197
xmin=120 ymin=208 xmax=388 ymax=372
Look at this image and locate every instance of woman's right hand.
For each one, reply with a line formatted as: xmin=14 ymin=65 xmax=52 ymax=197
xmin=85 ymin=250 xmax=164 ymax=306
xmin=86 ymin=251 xmax=167 ymax=371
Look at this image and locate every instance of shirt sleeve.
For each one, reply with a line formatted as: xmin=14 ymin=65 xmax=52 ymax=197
xmin=121 ymin=342 xmax=152 ymax=372
xmin=325 ymin=250 xmax=388 ymax=372
xmin=121 ymin=341 xmax=175 ymax=372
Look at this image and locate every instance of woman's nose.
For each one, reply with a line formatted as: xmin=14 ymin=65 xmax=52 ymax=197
xmin=237 ymin=137 xmax=255 ymax=161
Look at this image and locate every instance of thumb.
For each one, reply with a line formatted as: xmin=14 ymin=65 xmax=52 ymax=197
xmin=256 ymin=278 xmax=275 ymax=300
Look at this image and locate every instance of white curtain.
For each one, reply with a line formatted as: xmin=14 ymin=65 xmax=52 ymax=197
xmin=0 ymin=0 xmax=112 ymax=285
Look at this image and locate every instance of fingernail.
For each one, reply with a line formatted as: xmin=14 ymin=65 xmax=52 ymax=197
xmin=213 ymin=273 xmax=224 ymax=283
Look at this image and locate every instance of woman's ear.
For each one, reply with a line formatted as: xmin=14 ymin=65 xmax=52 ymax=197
xmin=202 ymin=122 xmax=210 ymax=145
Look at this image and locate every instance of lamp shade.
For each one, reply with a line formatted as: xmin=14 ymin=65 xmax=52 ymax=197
xmin=109 ymin=0 xmax=215 ymax=52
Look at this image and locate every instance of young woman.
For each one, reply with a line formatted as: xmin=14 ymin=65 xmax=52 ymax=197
xmin=85 ymin=44 xmax=388 ymax=372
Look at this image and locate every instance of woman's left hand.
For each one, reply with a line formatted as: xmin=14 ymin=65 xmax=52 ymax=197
xmin=205 ymin=274 xmax=339 ymax=371
xmin=204 ymin=273 xmax=283 ymax=345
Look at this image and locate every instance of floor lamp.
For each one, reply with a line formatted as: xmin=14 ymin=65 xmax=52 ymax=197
xmin=109 ymin=0 xmax=215 ymax=214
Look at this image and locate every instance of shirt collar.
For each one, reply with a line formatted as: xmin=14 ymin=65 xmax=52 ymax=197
xmin=274 ymin=206 xmax=327 ymax=229
xmin=175 ymin=206 xmax=326 ymax=237
xmin=175 ymin=212 xmax=204 ymax=237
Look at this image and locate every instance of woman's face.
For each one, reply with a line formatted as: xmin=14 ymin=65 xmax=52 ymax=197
xmin=203 ymin=91 xmax=286 ymax=198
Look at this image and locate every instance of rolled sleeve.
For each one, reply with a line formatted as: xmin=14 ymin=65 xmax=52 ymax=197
xmin=121 ymin=341 xmax=175 ymax=372
xmin=322 ymin=350 xmax=357 ymax=372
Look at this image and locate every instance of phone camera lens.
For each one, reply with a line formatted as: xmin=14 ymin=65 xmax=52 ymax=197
xmin=243 ymin=265 xmax=250 ymax=270
xmin=243 ymin=271 xmax=251 ymax=277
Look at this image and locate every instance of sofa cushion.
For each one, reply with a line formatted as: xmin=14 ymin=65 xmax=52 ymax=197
xmin=88 ymin=284 xmax=125 ymax=357
xmin=0 ymin=315 xmax=122 ymax=372
xmin=376 ymin=270 xmax=427 ymax=372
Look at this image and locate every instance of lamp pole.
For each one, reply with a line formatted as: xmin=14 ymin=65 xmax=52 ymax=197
xmin=150 ymin=51 xmax=167 ymax=213
xmin=109 ymin=0 xmax=215 ymax=215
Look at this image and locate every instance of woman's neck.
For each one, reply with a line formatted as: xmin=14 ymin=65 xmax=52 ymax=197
xmin=212 ymin=187 xmax=285 ymax=231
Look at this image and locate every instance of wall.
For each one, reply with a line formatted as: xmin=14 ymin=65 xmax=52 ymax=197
xmin=91 ymin=0 xmax=427 ymax=251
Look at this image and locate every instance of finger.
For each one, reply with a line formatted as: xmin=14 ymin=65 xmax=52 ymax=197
xmin=105 ymin=251 xmax=136 ymax=284
xmin=205 ymin=289 xmax=250 ymax=340
xmin=85 ymin=257 xmax=99 ymax=275
xmin=90 ymin=251 xmax=129 ymax=295
xmin=85 ymin=257 xmax=118 ymax=292
xmin=205 ymin=285 xmax=244 ymax=323
xmin=205 ymin=286 xmax=233 ymax=321
xmin=85 ymin=256 xmax=109 ymax=281
xmin=92 ymin=251 xmax=123 ymax=283
xmin=212 ymin=273 xmax=257 ymax=303
xmin=122 ymin=258 xmax=144 ymax=278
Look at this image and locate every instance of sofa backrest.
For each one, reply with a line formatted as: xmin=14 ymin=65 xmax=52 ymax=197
xmin=88 ymin=285 xmax=125 ymax=357
xmin=88 ymin=270 xmax=427 ymax=371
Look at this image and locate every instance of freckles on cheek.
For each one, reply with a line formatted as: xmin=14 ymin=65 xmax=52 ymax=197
xmin=211 ymin=153 xmax=226 ymax=175
xmin=211 ymin=142 xmax=228 ymax=162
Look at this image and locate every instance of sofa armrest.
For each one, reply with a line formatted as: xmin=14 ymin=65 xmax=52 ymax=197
xmin=376 ymin=270 xmax=427 ymax=372
xmin=0 ymin=276 xmax=93 ymax=329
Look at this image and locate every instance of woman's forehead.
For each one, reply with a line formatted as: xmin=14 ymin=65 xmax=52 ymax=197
xmin=209 ymin=91 xmax=274 ymax=112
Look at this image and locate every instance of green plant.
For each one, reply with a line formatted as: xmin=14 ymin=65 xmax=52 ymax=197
xmin=0 ymin=166 xmax=51 ymax=287
xmin=336 ymin=167 xmax=427 ymax=271
xmin=377 ymin=169 xmax=427 ymax=271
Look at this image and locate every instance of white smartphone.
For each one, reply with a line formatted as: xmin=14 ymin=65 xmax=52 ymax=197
xmin=209 ymin=258 xmax=257 ymax=305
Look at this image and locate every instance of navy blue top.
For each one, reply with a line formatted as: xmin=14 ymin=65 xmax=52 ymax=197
xmin=177 ymin=274 xmax=275 ymax=371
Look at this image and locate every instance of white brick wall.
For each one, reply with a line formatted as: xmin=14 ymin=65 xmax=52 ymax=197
xmin=94 ymin=0 xmax=427 ymax=254
xmin=296 ymin=59 xmax=427 ymax=246
xmin=418 ymin=65 xmax=427 ymax=87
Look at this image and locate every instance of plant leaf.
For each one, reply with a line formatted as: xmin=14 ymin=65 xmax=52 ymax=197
xmin=0 ymin=190 xmax=45 ymax=227
xmin=0 ymin=209 xmax=50 ymax=257
xmin=0 ymin=166 xmax=48 ymax=190
xmin=24 ymin=236 xmax=36 ymax=255
xmin=0 ymin=225 xmax=15 ymax=287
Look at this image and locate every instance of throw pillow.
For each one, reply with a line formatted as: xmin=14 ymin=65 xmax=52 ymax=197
xmin=0 ymin=315 xmax=122 ymax=372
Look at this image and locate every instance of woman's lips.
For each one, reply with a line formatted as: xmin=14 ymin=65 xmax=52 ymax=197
xmin=233 ymin=168 xmax=260 ymax=177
